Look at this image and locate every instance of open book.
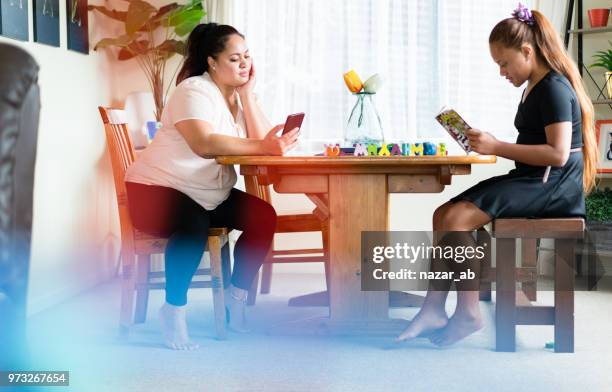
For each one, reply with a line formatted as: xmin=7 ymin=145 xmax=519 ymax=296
xmin=435 ymin=107 xmax=472 ymax=153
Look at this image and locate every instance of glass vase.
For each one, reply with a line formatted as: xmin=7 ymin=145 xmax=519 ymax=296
xmin=344 ymin=92 xmax=384 ymax=146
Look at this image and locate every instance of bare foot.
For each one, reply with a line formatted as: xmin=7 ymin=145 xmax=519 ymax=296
xmin=224 ymin=288 xmax=250 ymax=333
xmin=396 ymin=309 xmax=449 ymax=342
xmin=428 ymin=313 xmax=484 ymax=346
xmin=158 ymin=303 xmax=199 ymax=350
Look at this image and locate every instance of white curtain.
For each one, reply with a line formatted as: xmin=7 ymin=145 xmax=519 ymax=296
xmin=534 ymin=0 xmax=568 ymax=34
xmin=230 ymin=0 xmax=536 ymax=150
xmin=204 ymin=0 xmax=233 ymax=23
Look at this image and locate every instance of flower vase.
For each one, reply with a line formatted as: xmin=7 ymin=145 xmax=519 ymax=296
xmin=344 ymin=92 xmax=384 ymax=146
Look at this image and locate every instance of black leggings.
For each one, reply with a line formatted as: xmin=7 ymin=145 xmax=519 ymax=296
xmin=125 ymin=182 xmax=277 ymax=306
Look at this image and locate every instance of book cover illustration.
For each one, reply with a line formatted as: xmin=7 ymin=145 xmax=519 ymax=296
xmin=435 ymin=108 xmax=472 ymax=153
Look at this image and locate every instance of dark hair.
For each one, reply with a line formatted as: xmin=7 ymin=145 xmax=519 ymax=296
xmin=176 ymin=23 xmax=244 ymax=85
xmin=489 ymin=12 xmax=597 ymax=193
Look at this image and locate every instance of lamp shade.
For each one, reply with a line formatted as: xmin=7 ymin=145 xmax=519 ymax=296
xmin=123 ymin=91 xmax=156 ymax=148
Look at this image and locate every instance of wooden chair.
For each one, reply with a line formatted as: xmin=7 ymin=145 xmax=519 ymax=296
xmin=98 ymin=107 xmax=231 ymax=339
xmin=244 ymin=175 xmax=330 ymax=306
xmin=479 ymin=218 xmax=584 ymax=353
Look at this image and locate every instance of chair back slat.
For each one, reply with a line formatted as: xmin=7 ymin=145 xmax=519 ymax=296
xmin=98 ymin=107 xmax=137 ymax=195
xmin=111 ymin=123 xmax=135 ymax=172
xmin=97 ymin=106 xmax=139 ymax=245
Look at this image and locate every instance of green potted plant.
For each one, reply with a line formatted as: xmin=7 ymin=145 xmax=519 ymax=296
xmin=586 ymin=187 xmax=612 ymax=223
xmin=590 ymin=41 xmax=612 ymax=100
xmin=88 ymin=0 xmax=205 ymax=121
xmin=584 ymin=187 xmax=612 ymax=276
xmin=586 ymin=186 xmax=612 ymax=245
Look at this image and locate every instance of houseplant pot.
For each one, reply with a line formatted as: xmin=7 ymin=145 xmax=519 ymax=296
xmin=588 ymin=8 xmax=610 ymax=28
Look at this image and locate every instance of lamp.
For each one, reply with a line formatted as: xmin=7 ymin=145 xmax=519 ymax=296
xmin=123 ymin=91 xmax=156 ymax=148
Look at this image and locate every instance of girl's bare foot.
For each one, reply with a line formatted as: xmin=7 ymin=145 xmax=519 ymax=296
xmin=396 ymin=309 xmax=449 ymax=342
xmin=428 ymin=312 xmax=484 ymax=346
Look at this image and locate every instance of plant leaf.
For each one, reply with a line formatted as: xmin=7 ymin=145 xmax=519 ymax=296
xmin=173 ymin=13 xmax=203 ymax=36
xmin=93 ymin=34 xmax=135 ymax=50
xmin=126 ymin=0 xmax=158 ymax=35
xmin=165 ymin=3 xmax=203 ymax=28
xmin=150 ymin=3 xmax=180 ymax=23
xmin=117 ymin=40 xmax=150 ymax=60
xmin=141 ymin=3 xmax=180 ymax=32
xmin=155 ymin=39 xmax=186 ymax=58
xmin=87 ymin=5 xmax=127 ymax=23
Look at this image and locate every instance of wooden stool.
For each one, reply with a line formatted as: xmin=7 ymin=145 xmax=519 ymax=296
xmin=480 ymin=218 xmax=584 ymax=353
xmin=478 ymin=231 xmax=539 ymax=302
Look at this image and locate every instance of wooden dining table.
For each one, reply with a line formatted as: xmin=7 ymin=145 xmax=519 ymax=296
xmin=216 ymin=154 xmax=497 ymax=335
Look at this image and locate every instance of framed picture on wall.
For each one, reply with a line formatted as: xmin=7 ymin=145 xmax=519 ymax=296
xmin=595 ymin=120 xmax=612 ymax=173
xmin=34 ymin=0 xmax=60 ymax=47
xmin=0 ymin=0 xmax=29 ymax=41
xmin=66 ymin=0 xmax=88 ymax=53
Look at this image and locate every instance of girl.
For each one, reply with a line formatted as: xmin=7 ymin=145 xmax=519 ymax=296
xmin=125 ymin=24 xmax=299 ymax=350
xmin=397 ymin=4 xmax=597 ymax=346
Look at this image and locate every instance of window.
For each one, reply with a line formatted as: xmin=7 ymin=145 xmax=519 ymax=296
xmin=231 ymin=0 xmax=531 ymax=149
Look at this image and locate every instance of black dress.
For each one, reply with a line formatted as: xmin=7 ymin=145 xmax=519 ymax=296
xmin=451 ymin=71 xmax=585 ymax=219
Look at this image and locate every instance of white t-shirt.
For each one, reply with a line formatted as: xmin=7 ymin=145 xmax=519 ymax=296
xmin=125 ymin=72 xmax=247 ymax=210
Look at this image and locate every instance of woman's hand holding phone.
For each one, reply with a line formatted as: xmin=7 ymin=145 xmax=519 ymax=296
xmin=261 ymin=124 xmax=299 ymax=155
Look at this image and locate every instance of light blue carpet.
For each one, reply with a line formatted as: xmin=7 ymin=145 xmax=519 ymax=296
xmin=25 ymin=273 xmax=612 ymax=392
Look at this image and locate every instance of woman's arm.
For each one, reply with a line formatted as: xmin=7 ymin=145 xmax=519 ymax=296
xmin=466 ymin=121 xmax=572 ymax=167
xmin=240 ymin=92 xmax=273 ymax=139
xmin=238 ymin=63 xmax=273 ymax=139
xmin=175 ymin=119 xmax=299 ymax=158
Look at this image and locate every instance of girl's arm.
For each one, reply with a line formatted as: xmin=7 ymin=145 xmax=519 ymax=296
xmin=175 ymin=119 xmax=299 ymax=158
xmin=466 ymin=121 xmax=572 ymax=167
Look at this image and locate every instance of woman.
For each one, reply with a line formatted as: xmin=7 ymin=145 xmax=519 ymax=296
xmin=397 ymin=4 xmax=597 ymax=346
xmin=125 ymin=23 xmax=299 ymax=350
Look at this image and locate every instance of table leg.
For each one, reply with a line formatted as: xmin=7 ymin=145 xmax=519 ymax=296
xmin=328 ymin=174 xmax=389 ymax=322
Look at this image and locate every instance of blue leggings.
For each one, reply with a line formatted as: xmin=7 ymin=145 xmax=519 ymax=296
xmin=126 ymin=182 xmax=277 ymax=306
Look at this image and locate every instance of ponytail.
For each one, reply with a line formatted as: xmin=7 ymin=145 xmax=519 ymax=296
xmin=177 ymin=23 xmax=244 ymax=85
xmin=489 ymin=10 xmax=598 ymax=193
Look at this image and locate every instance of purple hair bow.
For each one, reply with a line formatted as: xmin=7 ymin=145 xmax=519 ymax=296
xmin=512 ymin=3 xmax=535 ymax=26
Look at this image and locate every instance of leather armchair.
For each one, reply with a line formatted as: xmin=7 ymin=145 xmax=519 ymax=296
xmin=0 ymin=43 xmax=40 ymax=369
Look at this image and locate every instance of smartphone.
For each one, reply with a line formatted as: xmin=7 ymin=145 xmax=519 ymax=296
xmin=282 ymin=112 xmax=305 ymax=135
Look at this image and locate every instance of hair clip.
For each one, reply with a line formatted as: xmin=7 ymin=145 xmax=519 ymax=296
xmin=512 ymin=2 xmax=535 ymax=26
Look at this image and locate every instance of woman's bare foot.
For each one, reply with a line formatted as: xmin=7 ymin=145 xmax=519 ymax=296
xmin=158 ymin=302 xmax=199 ymax=350
xmin=396 ymin=309 xmax=449 ymax=342
xmin=224 ymin=286 xmax=250 ymax=333
xmin=428 ymin=312 xmax=484 ymax=346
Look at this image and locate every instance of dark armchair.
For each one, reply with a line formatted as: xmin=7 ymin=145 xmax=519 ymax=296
xmin=0 ymin=43 xmax=40 ymax=369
